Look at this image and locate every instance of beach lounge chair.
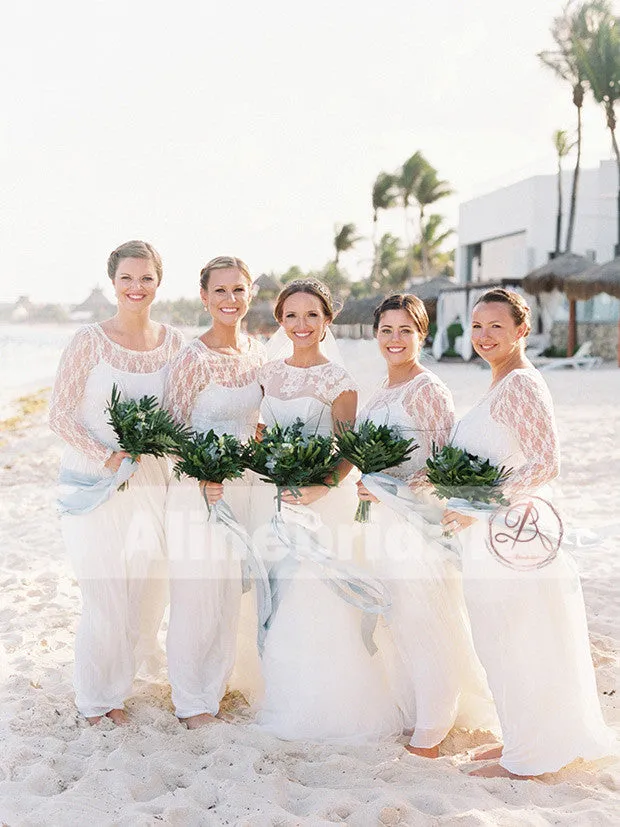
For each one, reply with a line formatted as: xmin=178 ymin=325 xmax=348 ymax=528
xmin=535 ymin=341 xmax=603 ymax=371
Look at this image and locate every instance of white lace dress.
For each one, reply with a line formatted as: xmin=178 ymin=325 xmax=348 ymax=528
xmin=254 ymin=359 xmax=400 ymax=741
xmin=49 ymin=322 xmax=185 ymax=718
xmin=359 ymin=371 xmax=498 ymax=748
xmin=164 ymin=337 xmax=265 ymax=719
xmin=452 ymin=368 xmax=618 ymax=774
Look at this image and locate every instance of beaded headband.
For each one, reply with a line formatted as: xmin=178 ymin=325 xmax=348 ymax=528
xmin=286 ymin=279 xmax=332 ymax=305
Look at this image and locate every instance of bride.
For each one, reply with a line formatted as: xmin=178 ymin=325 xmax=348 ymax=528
xmin=254 ymin=279 xmax=399 ymax=741
xmin=443 ymin=288 xmax=618 ymax=777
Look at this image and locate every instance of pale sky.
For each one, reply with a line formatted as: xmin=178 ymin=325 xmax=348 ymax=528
xmin=1 ymin=0 xmax=618 ymax=304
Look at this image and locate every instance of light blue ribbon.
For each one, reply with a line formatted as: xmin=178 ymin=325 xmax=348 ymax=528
xmin=264 ymin=507 xmax=392 ymax=656
xmin=360 ymin=471 xmax=460 ymax=563
xmin=202 ymin=494 xmax=272 ymax=654
xmin=57 ymin=457 xmax=138 ymax=515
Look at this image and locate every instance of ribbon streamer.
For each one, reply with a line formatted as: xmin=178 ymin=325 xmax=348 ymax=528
xmin=57 ymin=456 xmax=138 ymax=515
xmin=264 ymin=506 xmax=391 ymax=655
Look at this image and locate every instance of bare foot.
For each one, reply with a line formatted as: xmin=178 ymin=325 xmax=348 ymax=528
xmin=106 ymin=709 xmax=129 ymax=725
xmin=404 ymin=744 xmax=439 ymax=759
xmin=180 ymin=712 xmax=220 ymax=729
xmin=472 ymin=744 xmax=503 ymax=761
xmin=86 ymin=715 xmax=103 ymax=726
xmin=469 ymin=762 xmax=539 ymax=780
xmin=402 ymin=727 xmax=414 ymax=737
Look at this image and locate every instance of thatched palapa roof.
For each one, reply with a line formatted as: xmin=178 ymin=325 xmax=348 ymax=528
xmin=73 ymin=287 xmax=115 ymax=313
xmin=564 ymin=258 xmax=620 ymax=301
xmin=522 ymin=252 xmax=591 ymax=295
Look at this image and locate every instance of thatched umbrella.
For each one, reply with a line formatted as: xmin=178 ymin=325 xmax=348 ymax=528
xmin=522 ymin=252 xmax=591 ymax=295
xmin=522 ymin=253 xmax=592 ymax=357
xmin=565 ymin=258 xmax=620 ymax=365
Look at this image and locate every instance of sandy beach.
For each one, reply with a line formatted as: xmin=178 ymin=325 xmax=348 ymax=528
xmin=0 ymin=344 xmax=618 ymax=826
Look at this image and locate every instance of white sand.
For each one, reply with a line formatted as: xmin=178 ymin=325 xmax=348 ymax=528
xmin=0 ymin=346 xmax=618 ymax=826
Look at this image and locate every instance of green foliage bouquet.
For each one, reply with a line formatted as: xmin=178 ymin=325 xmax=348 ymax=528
xmin=335 ymin=420 xmax=418 ymax=522
xmin=174 ymin=430 xmax=246 ymax=513
xmin=106 ymin=384 xmax=190 ymax=487
xmin=425 ymin=443 xmax=512 ymax=506
xmin=242 ymin=418 xmax=340 ymax=511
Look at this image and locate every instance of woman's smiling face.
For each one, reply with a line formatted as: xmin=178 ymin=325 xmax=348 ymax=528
xmin=200 ymin=267 xmax=250 ymax=326
xmin=280 ymin=291 xmax=329 ymax=350
xmin=471 ymin=301 xmax=527 ymax=365
xmin=376 ymin=308 xmax=421 ymax=367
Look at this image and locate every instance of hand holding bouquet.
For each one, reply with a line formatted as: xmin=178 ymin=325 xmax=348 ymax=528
xmin=335 ymin=420 xmax=418 ymax=522
xmin=106 ymin=384 xmax=190 ymax=488
xmin=173 ymin=429 xmax=246 ymax=514
xmin=242 ymin=418 xmax=340 ymax=511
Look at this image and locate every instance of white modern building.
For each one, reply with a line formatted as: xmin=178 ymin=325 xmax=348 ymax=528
xmin=455 ymin=159 xmax=618 ymax=286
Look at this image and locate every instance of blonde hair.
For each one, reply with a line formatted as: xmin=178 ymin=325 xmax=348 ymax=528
xmin=200 ymin=256 xmax=252 ymax=290
xmin=107 ymin=240 xmax=163 ymax=284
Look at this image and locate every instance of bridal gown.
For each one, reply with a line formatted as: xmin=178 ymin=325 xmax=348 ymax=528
xmin=254 ymin=359 xmax=400 ymax=741
xmin=452 ymin=368 xmax=618 ymax=774
xmin=164 ymin=336 xmax=265 ymax=719
xmin=49 ymin=322 xmax=185 ymax=717
xmin=359 ymin=371 xmax=498 ymax=748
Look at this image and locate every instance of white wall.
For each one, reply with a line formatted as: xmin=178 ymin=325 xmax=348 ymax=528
xmin=456 ymin=159 xmax=619 ymax=284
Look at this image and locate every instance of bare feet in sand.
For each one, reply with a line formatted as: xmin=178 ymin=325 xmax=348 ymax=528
xmin=86 ymin=709 xmax=129 ymax=726
xmin=469 ymin=762 xmax=538 ymax=780
xmin=180 ymin=712 xmax=220 ymax=729
xmin=404 ymin=744 xmax=440 ymax=759
xmin=472 ymin=744 xmax=503 ymax=761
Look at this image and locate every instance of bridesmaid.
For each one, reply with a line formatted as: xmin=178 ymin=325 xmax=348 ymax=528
xmin=443 ymin=288 xmax=618 ymax=777
xmin=254 ymin=279 xmax=399 ymax=741
xmin=49 ymin=240 xmax=184 ymax=724
xmin=164 ymin=256 xmax=265 ymax=729
xmin=356 ymin=294 xmax=496 ymax=757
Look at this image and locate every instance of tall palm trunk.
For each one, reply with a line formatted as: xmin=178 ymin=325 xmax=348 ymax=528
xmin=608 ymin=102 xmax=620 ymax=256
xmin=555 ymin=153 xmax=563 ymax=255
xmin=565 ymin=83 xmax=583 ymax=252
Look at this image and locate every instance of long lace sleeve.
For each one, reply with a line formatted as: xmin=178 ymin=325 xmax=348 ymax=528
xmin=49 ymin=326 xmax=112 ymax=464
xmin=490 ymin=371 xmax=560 ymax=499
xmin=164 ymin=343 xmax=211 ymax=428
xmin=404 ymin=377 xmax=455 ymax=493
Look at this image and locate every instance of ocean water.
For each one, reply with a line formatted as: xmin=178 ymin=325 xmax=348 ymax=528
xmin=0 ymin=323 xmax=76 ymax=410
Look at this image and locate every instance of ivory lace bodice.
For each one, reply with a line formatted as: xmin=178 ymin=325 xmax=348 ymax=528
xmin=451 ymin=368 xmax=560 ymax=500
xmin=359 ymin=371 xmax=455 ymax=484
xmin=259 ymin=359 xmax=358 ymax=436
xmin=49 ymin=323 xmax=185 ymax=474
xmin=164 ymin=336 xmax=266 ymax=441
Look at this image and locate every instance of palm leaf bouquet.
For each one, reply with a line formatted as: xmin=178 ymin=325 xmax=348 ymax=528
xmin=335 ymin=420 xmax=418 ymax=522
xmin=242 ymin=418 xmax=340 ymax=512
xmin=173 ymin=429 xmax=246 ymax=516
xmin=106 ymin=384 xmax=190 ymax=488
xmin=425 ymin=443 xmax=512 ymax=507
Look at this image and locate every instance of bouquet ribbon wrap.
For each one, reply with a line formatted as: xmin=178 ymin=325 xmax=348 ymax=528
xmin=264 ymin=506 xmax=392 ymax=656
xmin=360 ymin=472 xmax=460 ymax=563
xmin=202 ymin=495 xmax=273 ymax=653
xmin=57 ymin=457 xmax=138 ymax=515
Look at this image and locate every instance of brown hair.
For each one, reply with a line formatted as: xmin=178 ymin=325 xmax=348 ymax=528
xmin=474 ymin=288 xmax=531 ymax=335
xmin=373 ymin=293 xmax=429 ymax=338
xmin=273 ymin=279 xmax=334 ymax=323
xmin=200 ymin=256 xmax=252 ymax=291
xmin=107 ymin=240 xmax=163 ymax=284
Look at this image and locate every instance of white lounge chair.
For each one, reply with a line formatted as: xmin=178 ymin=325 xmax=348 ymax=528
xmin=535 ymin=341 xmax=603 ymax=371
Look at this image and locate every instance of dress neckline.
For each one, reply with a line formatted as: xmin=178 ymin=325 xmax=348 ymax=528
xmin=282 ymin=358 xmax=331 ymax=370
xmin=382 ymin=368 xmax=432 ymax=390
xmin=197 ymin=336 xmax=253 ymax=357
xmin=94 ymin=322 xmax=169 ymax=354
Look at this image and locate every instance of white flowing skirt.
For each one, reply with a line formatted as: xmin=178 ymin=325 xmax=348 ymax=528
xmin=252 ymin=480 xmax=401 ymax=742
xmin=461 ymin=520 xmax=618 ymax=774
xmin=360 ymin=501 xmax=498 ymax=748
xmin=61 ymin=455 xmax=169 ymax=718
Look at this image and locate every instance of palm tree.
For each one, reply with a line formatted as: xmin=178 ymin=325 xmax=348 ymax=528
xmin=409 ymin=215 xmax=454 ymax=277
xmin=573 ymin=7 xmax=620 ymax=253
xmin=397 ymin=151 xmax=428 ymax=245
xmin=371 ymin=172 xmax=399 ymax=280
xmin=333 ymin=223 xmax=361 ymax=265
xmin=413 ymin=169 xmax=453 ymax=275
xmin=552 ymin=129 xmax=576 ymax=255
xmin=538 ymin=1 xmax=601 ymax=251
